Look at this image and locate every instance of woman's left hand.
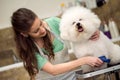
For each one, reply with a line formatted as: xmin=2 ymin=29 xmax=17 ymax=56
xmin=89 ymin=30 xmax=100 ymax=41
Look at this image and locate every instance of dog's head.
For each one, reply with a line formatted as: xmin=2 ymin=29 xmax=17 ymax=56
xmin=60 ymin=6 xmax=101 ymax=42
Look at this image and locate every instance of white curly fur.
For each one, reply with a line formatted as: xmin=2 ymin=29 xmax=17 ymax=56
xmin=60 ymin=6 xmax=120 ymax=73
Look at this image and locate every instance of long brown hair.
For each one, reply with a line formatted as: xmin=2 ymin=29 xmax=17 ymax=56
xmin=11 ymin=8 xmax=54 ymax=80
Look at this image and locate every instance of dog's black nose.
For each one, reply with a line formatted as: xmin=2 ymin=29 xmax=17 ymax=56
xmin=76 ymin=22 xmax=83 ymax=32
xmin=76 ymin=23 xmax=81 ymax=27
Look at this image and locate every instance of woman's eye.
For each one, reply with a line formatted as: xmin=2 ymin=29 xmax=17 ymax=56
xmin=33 ymin=31 xmax=38 ymax=33
xmin=33 ymin=29 xmax=39 ymax=33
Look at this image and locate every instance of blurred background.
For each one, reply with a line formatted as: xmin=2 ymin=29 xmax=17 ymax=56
xmin=0 ymin=0 xmax=120 ymax=80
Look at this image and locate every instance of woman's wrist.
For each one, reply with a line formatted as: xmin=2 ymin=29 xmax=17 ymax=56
xmin=78 ymin=57 xmax=87 ymax=66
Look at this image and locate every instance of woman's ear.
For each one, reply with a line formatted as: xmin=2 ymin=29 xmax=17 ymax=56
xmin=20 ymin=33 xmax=28 ymax=37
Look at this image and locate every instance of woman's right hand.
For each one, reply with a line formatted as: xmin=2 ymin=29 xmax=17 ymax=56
xmin=82 ymin=56 xmax=103 ymax=67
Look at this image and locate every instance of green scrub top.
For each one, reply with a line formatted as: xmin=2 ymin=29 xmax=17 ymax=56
xmin=35 ymin=17 xmax=64 ymax=69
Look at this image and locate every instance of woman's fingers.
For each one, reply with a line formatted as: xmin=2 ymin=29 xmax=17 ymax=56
xmin=93 ymin=58 xmax=103 ymax=67
xmin=89 ymin=30 xmax=100 ymax=41
xmin=88 ymin=57 xmax=103 ymax=67
xmin=82 ymin=56 xmax=104 ymax=67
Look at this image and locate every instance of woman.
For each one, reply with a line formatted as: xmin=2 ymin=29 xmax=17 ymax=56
xmin=11 ymin=8 xmax=103 ymax=80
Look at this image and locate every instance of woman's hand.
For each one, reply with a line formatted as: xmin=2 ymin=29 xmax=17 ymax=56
xmin=89 ymin=30 xmax=100 ymax=41
xmin=82 ymin=56 xmax=103 ymax=67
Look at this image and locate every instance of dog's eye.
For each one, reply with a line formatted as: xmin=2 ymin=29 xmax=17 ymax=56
xmin=79 ymin=19 xmax=82 ymax=21
xmin=72 ymin=22 xmax=75 ymax=25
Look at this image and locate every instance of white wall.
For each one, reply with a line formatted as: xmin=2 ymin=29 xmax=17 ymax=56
xmin=0 ymin=0 xmax=75 ymax=29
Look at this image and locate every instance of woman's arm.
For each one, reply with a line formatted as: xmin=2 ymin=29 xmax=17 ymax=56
xmin=42 ymin=56 xmax=103 ymax=75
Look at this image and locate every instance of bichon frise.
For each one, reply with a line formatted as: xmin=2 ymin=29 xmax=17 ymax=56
xmin=59 ymin=6 xmax=120 ymax=73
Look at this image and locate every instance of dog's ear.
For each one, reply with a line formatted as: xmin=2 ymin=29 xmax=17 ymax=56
xmin=59 ymin=22 xmax=70 ymax=40
xmin=60 ymin=33 xmax=69 ymax=41
xmin=92 ymin=16 xmax=101 ymax=29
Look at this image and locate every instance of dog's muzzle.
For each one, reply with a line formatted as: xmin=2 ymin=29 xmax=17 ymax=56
xmin=76 ymin=23 xmax=84 ymax=32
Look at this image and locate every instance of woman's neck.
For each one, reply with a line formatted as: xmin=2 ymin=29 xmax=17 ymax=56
xmin=34 ymin=38 xmax=44 ymax=48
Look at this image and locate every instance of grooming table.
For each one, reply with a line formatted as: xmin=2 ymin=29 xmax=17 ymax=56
xmin=75 ymin=64 xmax=120 ymax=80
xmin=74 ymin=37 xmax=120 ymax=80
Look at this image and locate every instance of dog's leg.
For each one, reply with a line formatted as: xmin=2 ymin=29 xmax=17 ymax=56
xmin=109 ymin=44 xmax=120 ymax=64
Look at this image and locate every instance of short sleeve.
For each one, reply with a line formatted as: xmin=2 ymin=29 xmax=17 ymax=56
xmin=44 ymin=17 xmax=61 ymax=36
xmin=35 ymin=53 xmax=48 ymax=69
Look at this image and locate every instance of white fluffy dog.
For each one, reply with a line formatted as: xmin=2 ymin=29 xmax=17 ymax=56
xmin=59 ymin=6 xmax=120 ymax=73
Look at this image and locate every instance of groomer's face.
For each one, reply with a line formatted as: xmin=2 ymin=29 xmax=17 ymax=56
xmin=28 ymin=17 xmax=47 ymax=39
